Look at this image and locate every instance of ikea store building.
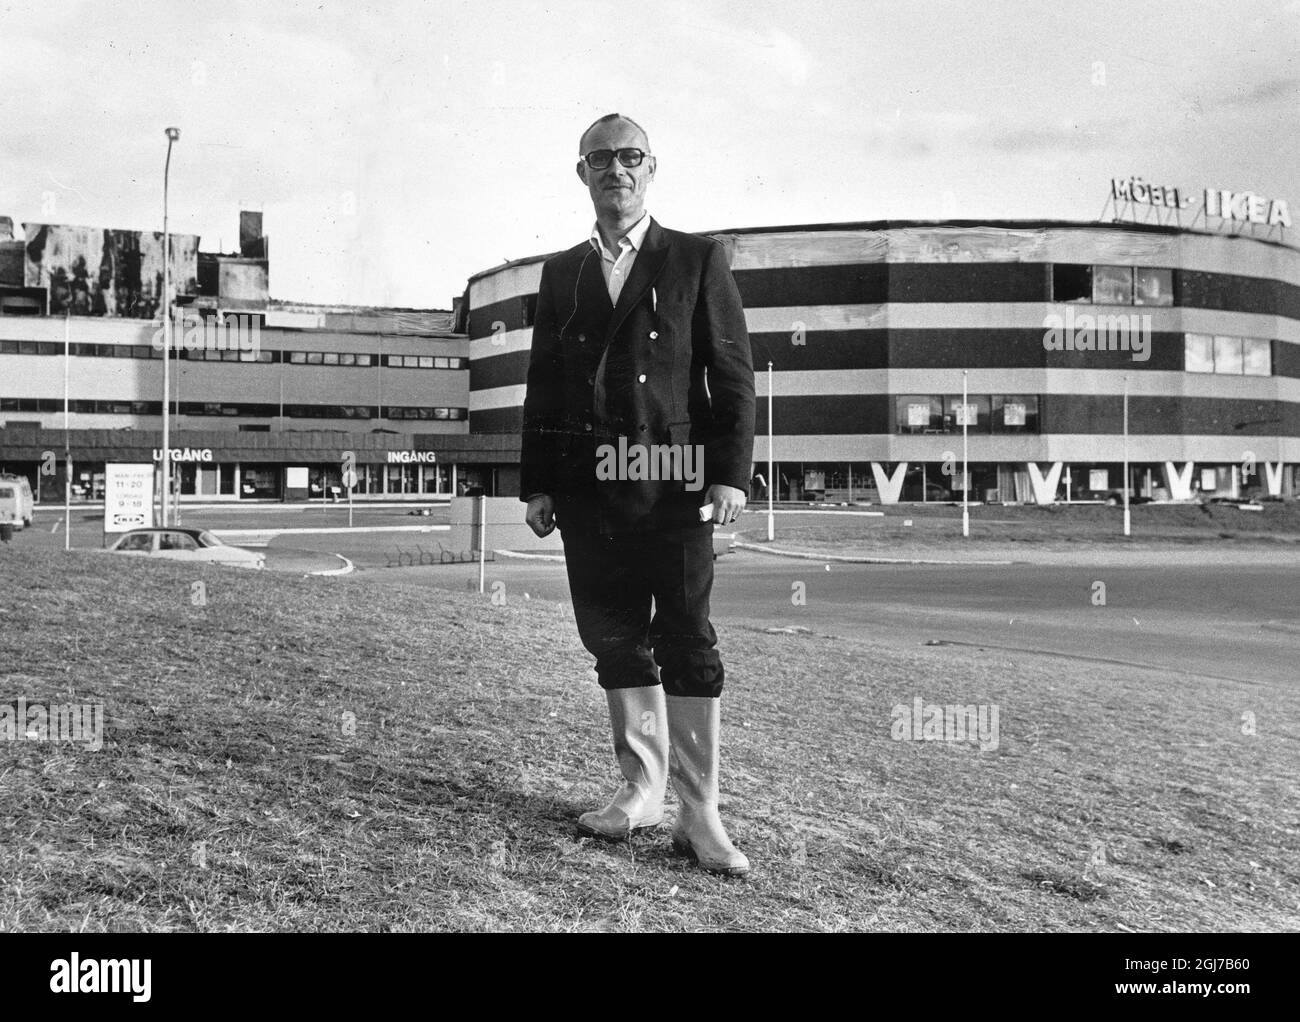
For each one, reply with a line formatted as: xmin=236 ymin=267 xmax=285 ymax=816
xmin=466 ymin=215 xmax=1299 ymax=505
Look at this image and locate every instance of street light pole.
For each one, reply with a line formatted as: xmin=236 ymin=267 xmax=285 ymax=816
xmin=961 ymin=369 xmax=970 ymax=538
xmin=64 ymin=309 xmax=71 ymax=550
xmin=767 ymin=360 xmax=774 ymax=542
xmin=161 ymin=126 xmax=180 ymax=527
xmin=1122 ymin=374 xmax=1131 ymax=537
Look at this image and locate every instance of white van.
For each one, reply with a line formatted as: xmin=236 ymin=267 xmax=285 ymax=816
xmin=0 ymin=474 xmax=34 ymax=529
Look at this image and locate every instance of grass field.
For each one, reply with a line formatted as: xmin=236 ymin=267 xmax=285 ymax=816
xmin=1 ymin=545 xmax=1297 ymax=931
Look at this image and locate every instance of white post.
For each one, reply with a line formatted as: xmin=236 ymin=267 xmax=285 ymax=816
xmin=64 ymin=310 xmax=71 ymax=550
xmin=766 ymin=360 xmax=774 ymax=542
xmin=477 ymin=493 xmax=487 ymax=594
xmin=1123 ymin=375 xmax=1131 ymax=537
xmin=161 ymin=131 xmax=177 ymax=527
xmin=961 ymin=370 xmax=969 ymax=538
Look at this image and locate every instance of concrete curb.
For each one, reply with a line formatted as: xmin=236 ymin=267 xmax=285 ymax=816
xmin=213 ymin=524 xmax=450 ymax=545
xmin=310 ymin=554 xmax=355 ymax=576
xmin=732 ymin=540 xmax=1014 ymax=566
xmin=493 ymin=549 xmax=565 ymax=562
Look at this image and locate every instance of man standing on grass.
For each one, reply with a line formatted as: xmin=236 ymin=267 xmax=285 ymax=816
xmin=521 ymin=113 xmax=755 ymax=876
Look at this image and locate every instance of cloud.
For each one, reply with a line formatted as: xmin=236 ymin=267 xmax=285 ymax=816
xmin=1211 ymin=75 xmax=1300 ymax=109
xmin=982 ymin=121 xmax=1114 ymax=153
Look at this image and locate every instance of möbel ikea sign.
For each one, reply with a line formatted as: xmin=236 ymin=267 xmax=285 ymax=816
xmin=1111 ymin=176 xmax=1291 ymax=228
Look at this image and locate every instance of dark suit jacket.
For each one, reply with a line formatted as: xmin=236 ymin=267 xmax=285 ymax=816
xmin=520 ymin=218 xmax=755 ymax=534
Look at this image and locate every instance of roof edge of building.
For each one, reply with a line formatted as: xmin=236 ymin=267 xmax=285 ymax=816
xmin=465 ymin=217 xmax=1299 ymax=285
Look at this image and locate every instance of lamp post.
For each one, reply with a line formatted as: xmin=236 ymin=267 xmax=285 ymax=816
xmin=1122 ymin=374 xmax=1130 ymax=537
xmin=961 ymin=369 xmax=970 ymax=538
xmin=161 ymin=126 xmax=180 ymax=526
xmin=64 ymin=309 xmax=71 ymax=550
xmin=767 ymin=361 xmax=774 ymax=541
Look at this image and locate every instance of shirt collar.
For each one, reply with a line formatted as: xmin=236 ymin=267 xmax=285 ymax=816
xmin=589 ymin=211 xmax=652 ymax=260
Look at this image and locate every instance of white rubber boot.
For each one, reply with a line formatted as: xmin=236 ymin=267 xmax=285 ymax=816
xmin=666 ymin=695 xmax=749 ymax=876
xmin=577 ymin=685 xmax=668 ymax=840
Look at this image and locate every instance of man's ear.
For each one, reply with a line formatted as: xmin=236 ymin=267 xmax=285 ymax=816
xmin=576 ymin=161 xmax=589 ymax=185
xmin=646 ymin=155 xmax=657 ymax=181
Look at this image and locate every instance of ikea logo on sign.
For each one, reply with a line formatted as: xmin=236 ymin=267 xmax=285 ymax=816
xmin=1204 ymin=189 xmax=1292 ymax=228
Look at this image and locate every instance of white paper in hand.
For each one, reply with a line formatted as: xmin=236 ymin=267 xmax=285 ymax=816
xmin=699 ymin=503 xmax=715 ymax=523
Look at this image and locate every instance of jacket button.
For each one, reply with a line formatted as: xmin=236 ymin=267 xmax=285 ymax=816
xmin=587 ymin=376 xmax=595 ymax=386
xmin=649 ymin=331 xmax=658 ymax=340
xmin=637 ymin=374 xmax=646 ymax=383
xmin=584 ymin=422 xmax=592 ymax=432
xmin=639 ymin=424 xmax=648 ymax=432
xmin=578 ymin=333 xmax=586 ymax=342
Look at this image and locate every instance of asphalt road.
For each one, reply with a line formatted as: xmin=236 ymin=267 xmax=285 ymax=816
xmin=20 ymin=505 xmax=1299 ymax=685
xmin=345 ymin=552 xmax=1300 ymax=687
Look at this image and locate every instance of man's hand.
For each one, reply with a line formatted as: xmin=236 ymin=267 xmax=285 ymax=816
xmin=525 ymin=494 xmax=557 ymax=537
xmin=699 ymin=484 xmax=746 ymax=525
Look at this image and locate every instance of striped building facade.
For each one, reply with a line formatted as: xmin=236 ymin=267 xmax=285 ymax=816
xmin=465 ymin=220 xmax=1300 ymax=504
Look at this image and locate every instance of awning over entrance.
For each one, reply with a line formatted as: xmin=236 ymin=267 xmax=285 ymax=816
xmin=0 ymin=425 xmax=521 ymax=464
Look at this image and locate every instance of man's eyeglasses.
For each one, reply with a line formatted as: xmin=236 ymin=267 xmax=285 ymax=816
xmin=582 ymin=148 xmax=650 ymax=170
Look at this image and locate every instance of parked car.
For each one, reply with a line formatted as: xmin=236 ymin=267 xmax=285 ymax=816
xmin=105 ymin=528 xmax=265 ymax=569
xmin=0 ymin=474 xmax=34 ymax=529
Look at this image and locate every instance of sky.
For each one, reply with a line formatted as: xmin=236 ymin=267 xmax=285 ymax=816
xmin=1 ymin=0 xmax=1297 ymax=309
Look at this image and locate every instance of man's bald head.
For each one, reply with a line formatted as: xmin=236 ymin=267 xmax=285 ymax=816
xmin=579 ymin=113 xmax=650 ymax=154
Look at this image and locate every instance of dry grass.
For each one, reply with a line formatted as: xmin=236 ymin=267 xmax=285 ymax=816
xmin=1 ymin=545 xmax=1297 ymax=931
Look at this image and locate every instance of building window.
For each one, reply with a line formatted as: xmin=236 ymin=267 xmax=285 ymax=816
xmin=993 ymin=394 xmax=1039 ymax=433
xmin=1185 ymin=333 xmax=1272 ymax=376
xmin=943 ymin=394 xmax=991 ymax=433
xmin=1051 ymin=265 xmax=1092 ymax=303
xmin=418 ymin=355 xmax=434 ymax=368
xmin=356 ymin=353 xmax=372 ymax=367
xmin=1092 ymin=265 xmax=1134 ymax=305
xmin=1134 ymin=267 xmax=1173 ymax=306
xmin=340 ymin=353 xmax=355 ymax=366
xmin=323 ymin=352 xmax=339 ymax=365
xmin=1243 ymin=338 xmax=1272 ymax=376
xmin=896 ymin=395 xmax=943 ymax=434
xmin=1185 ymin=333 xmax=1214 ymax=373
xmin=1213 ymin=335 xmax=1244 ymax=375
xmin=289 ymin=351 xmax=307 ymax=364
xmin=306 ymin=351 xmax=323 ymax=365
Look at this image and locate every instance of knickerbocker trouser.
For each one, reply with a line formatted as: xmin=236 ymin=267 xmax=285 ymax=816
xmin=559 ymin=523 xmax=725 ymax=699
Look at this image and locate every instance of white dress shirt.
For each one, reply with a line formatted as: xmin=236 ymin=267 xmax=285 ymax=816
xmin=588 ymin=211 xmax=651 ymax=305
